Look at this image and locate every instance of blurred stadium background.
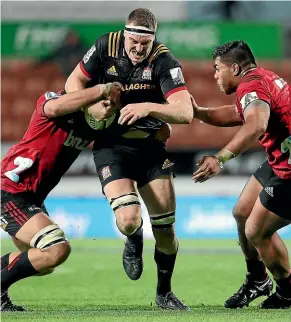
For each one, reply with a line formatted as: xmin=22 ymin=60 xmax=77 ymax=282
xmin=1 ymin=2 xmax=291 ymax=319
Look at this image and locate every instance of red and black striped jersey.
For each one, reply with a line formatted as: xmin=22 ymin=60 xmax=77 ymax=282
xmin=236 ymin=67 xmax=291 ymax=179
xmin=1 ymin=91 xmax=99 ymax=202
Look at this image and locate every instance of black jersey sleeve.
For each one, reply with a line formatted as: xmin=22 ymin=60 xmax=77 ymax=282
xmin=79 ymin=34 xmax=108 ymax=80
xmin=154 ymin=52 xmax=187 ymax=99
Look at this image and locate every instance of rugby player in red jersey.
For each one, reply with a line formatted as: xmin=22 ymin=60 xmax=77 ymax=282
xmin=192 ymin=41 xmax=291 ymax=309
xmin=0 ymin=83 xmax=122 ymax=311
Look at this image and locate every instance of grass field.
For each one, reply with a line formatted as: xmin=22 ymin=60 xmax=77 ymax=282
xmin=1 ymin=239 xmax=291 ymax=321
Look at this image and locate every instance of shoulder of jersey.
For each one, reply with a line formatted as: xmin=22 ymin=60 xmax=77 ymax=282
xmin=148 ymin=43 xmax=171 ymax=63
xmin=105 ymin=30 xmax=123 ymax=58
xmin=241 ymin=71 xmax=263 ymax=84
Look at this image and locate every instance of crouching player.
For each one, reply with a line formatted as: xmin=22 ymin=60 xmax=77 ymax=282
xmin=0 ymin=83 xmax=122 ymax=311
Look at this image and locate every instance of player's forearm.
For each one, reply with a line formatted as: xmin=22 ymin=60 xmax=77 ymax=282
xmin=195 ymin=105 xmax=242 ymax=127
xmin=148 ymin=101 xmax=193 ymax=124
xmin=215 ymin=121 xmax=265 ymax=164
xmin=46 ymin=86 xmax=106 ymax=117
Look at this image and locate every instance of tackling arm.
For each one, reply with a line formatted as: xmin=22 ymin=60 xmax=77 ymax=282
xmin=191 ymin=95 xmax=242 ymax=127
xmin=44 ymin=84 xmax=115 ymax=118
xmin=215 ymin=100 xmax=270 ymax=164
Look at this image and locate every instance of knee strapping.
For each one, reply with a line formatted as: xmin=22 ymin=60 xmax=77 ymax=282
xmin=30 ymin=224 xmax=68 ymax=250
xmin=109 ymin=192 xmax=140 ymax=212
xmin=150 ymin=212 xmax=175 ymax=229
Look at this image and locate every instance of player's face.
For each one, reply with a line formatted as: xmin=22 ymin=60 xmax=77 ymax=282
xmin=124 ymin=33 xmax=154 ymax=64
xmin=213 ymin=57 xmax=238 ymax=95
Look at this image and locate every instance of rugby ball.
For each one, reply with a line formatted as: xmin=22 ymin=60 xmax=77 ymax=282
xmin=83 ymin=106 xmax=117 ymax=130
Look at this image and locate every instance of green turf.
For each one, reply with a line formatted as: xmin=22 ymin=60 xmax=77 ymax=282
xmin=1 ymin=239 xmax=291 ymax=321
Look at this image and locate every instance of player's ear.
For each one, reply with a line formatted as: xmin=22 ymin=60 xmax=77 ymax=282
xmin=231 ymin=63 xmax=241 ymax=76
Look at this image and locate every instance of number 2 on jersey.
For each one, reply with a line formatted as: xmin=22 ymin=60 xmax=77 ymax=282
xmin=281 ymin=136 xmax=291 ymax=165
xmin=4 ymin=156 xmax=34 ymax=182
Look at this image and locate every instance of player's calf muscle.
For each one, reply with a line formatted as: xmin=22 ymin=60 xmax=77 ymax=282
xmin=152 ymin=226 xmax=178 ymax=254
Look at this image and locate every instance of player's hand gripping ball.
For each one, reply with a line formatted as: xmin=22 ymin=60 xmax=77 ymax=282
xmin=84 ymin=82 xmax=123 ymax=130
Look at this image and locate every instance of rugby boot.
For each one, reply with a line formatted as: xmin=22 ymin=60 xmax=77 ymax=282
xmin=156 ymin=292 xmax=190 ymax=311
xmin=224 ymin=273 xmax=273 ymax=308
xmin=1 ymin=290 xmax=25 ymax=312
xmin=260 ymin=291 xmax=291 ymax=309
xmin=122 ymin=227 xmax=143 ymax=280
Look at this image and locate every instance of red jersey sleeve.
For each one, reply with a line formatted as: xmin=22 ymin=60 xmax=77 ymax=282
xmin=236 ymin=77 xmax=271 ymax=119
xmin=36 ymin=91 xmax=62 ymax=117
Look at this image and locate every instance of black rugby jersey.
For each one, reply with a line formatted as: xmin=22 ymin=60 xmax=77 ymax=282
xmin=79 ymin=30 xmax=187 ymax=135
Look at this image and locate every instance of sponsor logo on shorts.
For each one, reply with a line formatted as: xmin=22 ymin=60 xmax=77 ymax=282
xmin=0 ymin=216 xmax=8 ymax=230
xmin=101 ymin=166 xmax=111 ymax=181
xmin=264 ymin=186 xmax=274 ymax=197
xmin=162 ymin=159 xmax=174 ymax=170
xmin=28 ymin=205 xmax=41 ymax=212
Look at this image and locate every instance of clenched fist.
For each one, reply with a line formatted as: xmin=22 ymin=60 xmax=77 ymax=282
xmin=102 ymin=82 xmax=123 ymax=109
xmin=87 ymin=100 xmax=115 ymax=121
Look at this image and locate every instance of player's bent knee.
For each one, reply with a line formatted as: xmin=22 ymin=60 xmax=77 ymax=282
xmin=245 ymin=222 xmax=263 ymax=245
xmin=45 ymin=242 xmax=71 ymax=268
xmin=150 ymin=211 xmax=175 ymax=229
xmin=232 ymin=205 xmax=251 ymax=222
xmin=109 ymin=192 xmax=141 ymax=233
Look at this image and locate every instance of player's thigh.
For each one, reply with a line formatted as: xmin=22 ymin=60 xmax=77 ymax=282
xmin=1 ymin=191 xmax=67 ymax=248
xmin=15 ymin=212 xmax=58 ymax=245
xmin=245 ymin=197 xmax=290 ymax=242
xmin=11 ymin=236 xmax=31 ymax=252
xmin=233 ymin=175 xmax=262 ymax=219
xmin=259 ymin=171 xmax=291 ymax=221
xmin=138 ymin=175 xmax=175 ymax=214
xmin=139 ymin=175 xmax=176 ymax=235
xmin=246 ymin=169 xmax=291 ymax=240
xmin=234 ymin=161 xmax=272 ymax=219
xmin=94 ymin=147 xmax=142 ymax=219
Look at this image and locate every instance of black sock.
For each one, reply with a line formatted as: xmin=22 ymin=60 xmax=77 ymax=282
xmin=154 ymin=247 xmax=177 ymax=295
xmin=275 ymin=274 xmax=291 ymax=298
xmin=128 ymin=219 xmax=143 ymax=242
xmin=1 ymin=253 xmax=11 ymax=270
xmin=246 ymin=260 xmax=267 ymax=281
xmin=1 ymin=251 xmax=39 ymax=290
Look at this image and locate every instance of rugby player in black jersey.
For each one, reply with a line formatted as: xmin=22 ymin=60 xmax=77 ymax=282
xmin=66 ymin=8 xmax=193 ymax=310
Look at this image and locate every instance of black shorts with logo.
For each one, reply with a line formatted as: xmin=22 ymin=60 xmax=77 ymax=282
xmin=253 ymin=161 xmax=291 ymax=219
xmin=93 ymin=139 xmax=174 ymax=190
xmin=0 ymin=190 xmax=49 ymax=237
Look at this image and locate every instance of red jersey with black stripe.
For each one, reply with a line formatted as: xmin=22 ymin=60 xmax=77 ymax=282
xmin=236 ymin=67 xmax=291 ymax=179
xmin=79 ymin=30 xmax=187 ymax=134
xmin=1 ymin=91 xmax=98 ymax=202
